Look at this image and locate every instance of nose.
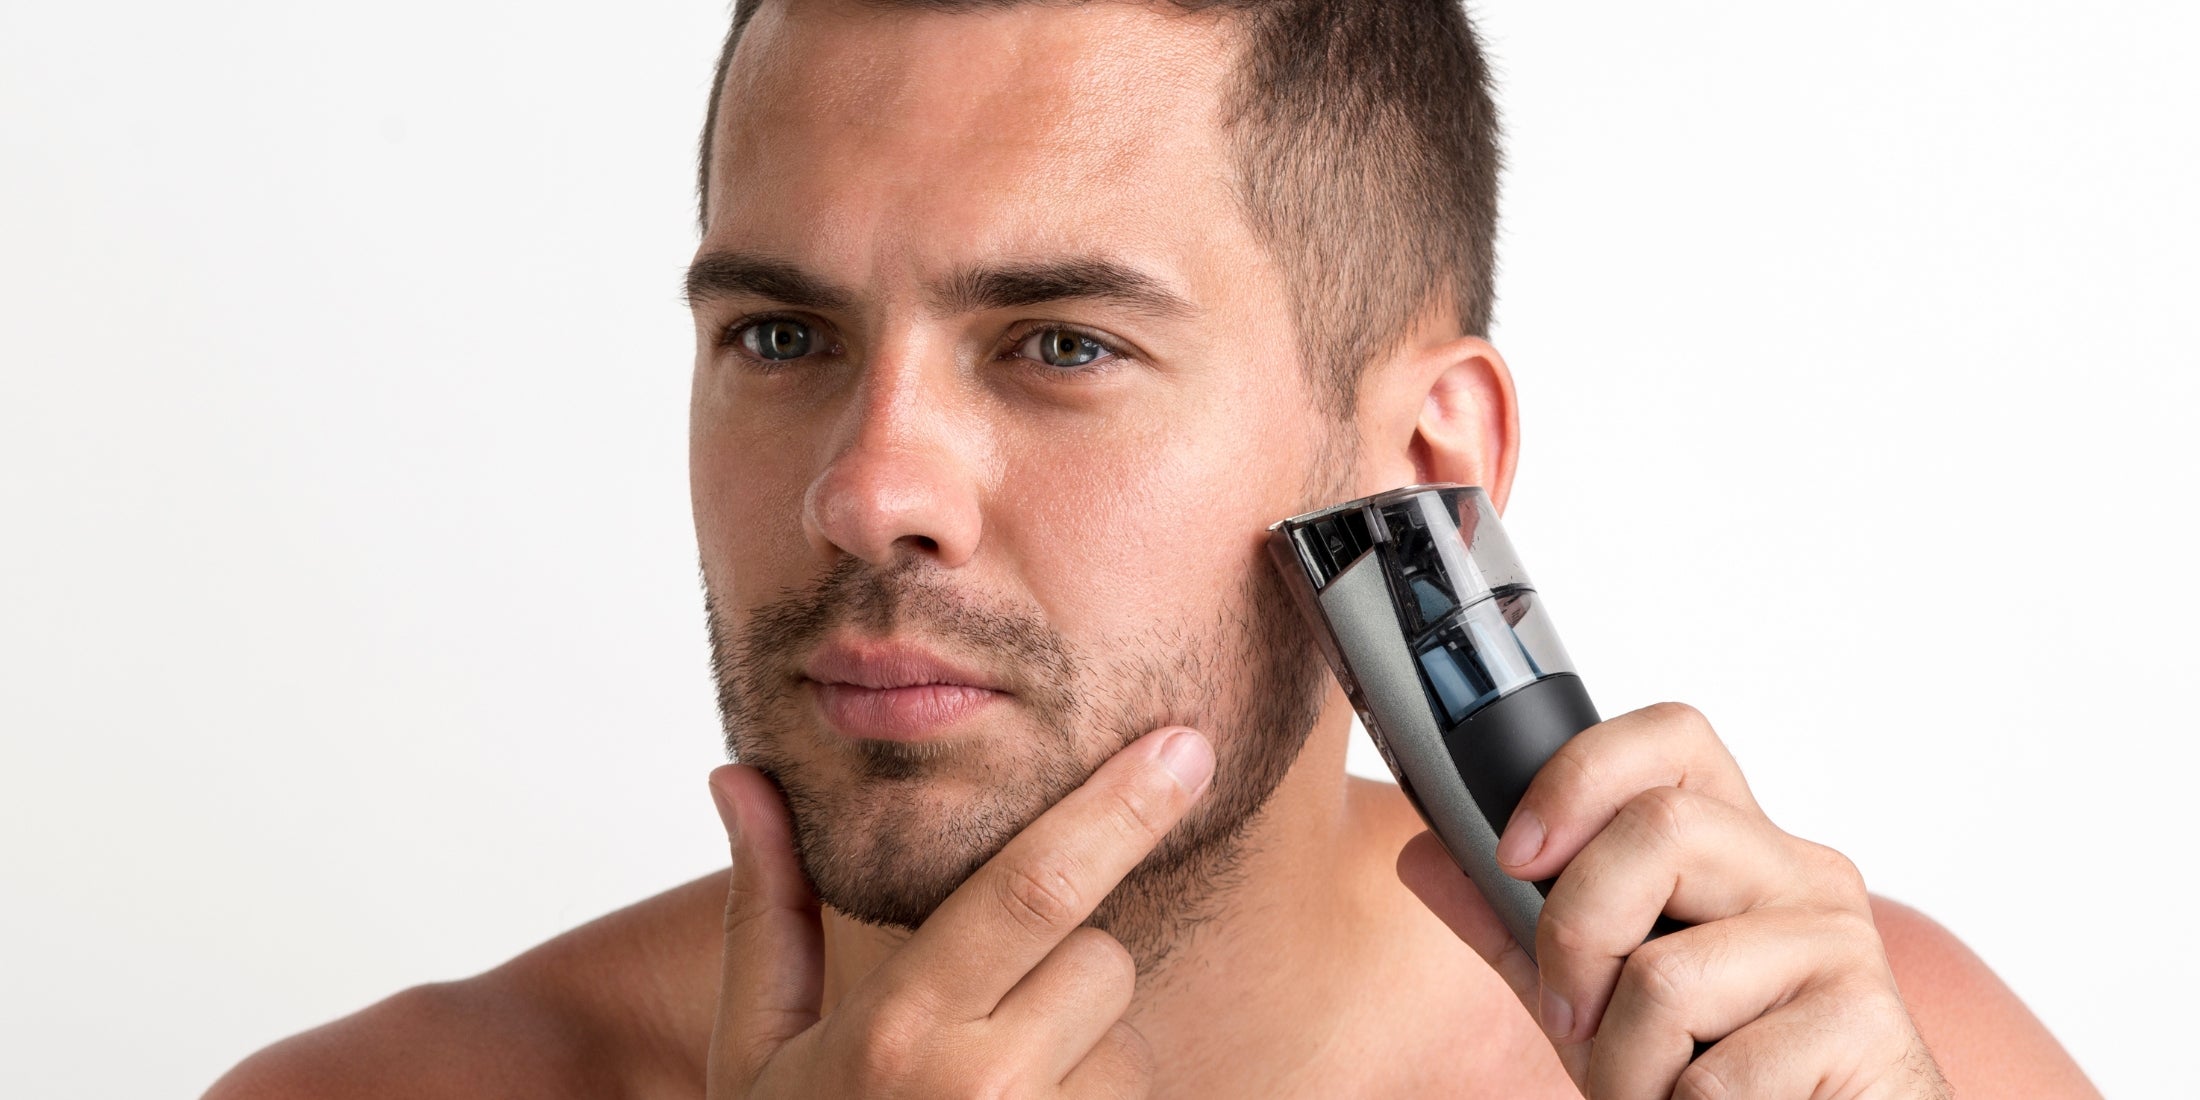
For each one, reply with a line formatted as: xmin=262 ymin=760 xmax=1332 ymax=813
xmin=800 ymin=356 xmax=984 ymax=570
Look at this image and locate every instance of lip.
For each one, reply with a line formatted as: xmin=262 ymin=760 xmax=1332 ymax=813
xmin=803 ymin=639 xmax=1009 ymax=742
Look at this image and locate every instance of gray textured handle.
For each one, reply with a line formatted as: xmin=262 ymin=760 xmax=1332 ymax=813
xmin=1317 ymin=552 xmax=1550 ymax=961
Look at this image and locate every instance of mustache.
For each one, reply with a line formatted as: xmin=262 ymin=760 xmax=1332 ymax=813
xmin=705 ymin=556 xmax=1084 ymax=748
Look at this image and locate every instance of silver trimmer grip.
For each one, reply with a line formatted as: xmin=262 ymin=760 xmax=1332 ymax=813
xmin=1268 ymin=484 xmax=1686 ymax=964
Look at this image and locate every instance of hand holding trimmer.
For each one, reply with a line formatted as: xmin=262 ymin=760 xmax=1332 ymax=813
xmin=1268 ymin=483 xmax=1690 ymax=964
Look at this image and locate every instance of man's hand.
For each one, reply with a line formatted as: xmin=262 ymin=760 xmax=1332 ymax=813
xmin=1396 ymin=701 xmax=1951 ymax=1099
xmin=704 ymin=726 xmax=1214 ymax=1099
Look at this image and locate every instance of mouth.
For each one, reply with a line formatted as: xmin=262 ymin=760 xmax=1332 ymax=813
xmin=801 ymin=638 xmax=1011 ymax=742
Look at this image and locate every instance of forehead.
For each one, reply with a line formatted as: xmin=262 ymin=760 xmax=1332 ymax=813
xmin=704 ymin=0 xmax=1259 ymax=297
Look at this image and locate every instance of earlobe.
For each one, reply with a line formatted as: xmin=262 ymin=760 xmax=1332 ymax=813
xmin=1407 ymin=336 xmax=1519 ymax=511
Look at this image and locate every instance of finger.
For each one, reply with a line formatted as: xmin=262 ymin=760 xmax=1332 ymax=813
xmin=1583 ymin=906 xmax=1888 ymax=1100
xmin=1534 ymin=785 xmax=1826 ymax=1045
xmin=883 ymin=726 xmax=1214 ymax=1018
xmin=1059 ymin=1018 xmax=1156 ymax=1098
xmin=1494 ymin=701 xmax=1760 ymax=885
xmin=1396 ymin=830 xmax=1540 ymax=1007
xmin=708 ymin=763 xmax=824 ymax=1090
xmin=991 ymin=926 xmax=1138 ymax=1084
xmin=1397 ymin=831 xmax=1593 ymax=1084
xmin=1677 ymin=984 xmax=1946 ymax=1100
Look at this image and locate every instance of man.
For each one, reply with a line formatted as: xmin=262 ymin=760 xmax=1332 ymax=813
xmin=209 ymin=0 xmax=2099 ymax=1096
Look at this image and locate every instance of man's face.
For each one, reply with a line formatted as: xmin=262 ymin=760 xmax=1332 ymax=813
xmin=690 ymin=0 xmax=1348 ymax=965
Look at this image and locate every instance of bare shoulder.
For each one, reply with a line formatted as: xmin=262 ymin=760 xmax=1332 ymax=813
xmin=1866 ymin=894 xmax=2102 ymax=1098
xmin=204 ymin=869 xmax=730 ymax=1100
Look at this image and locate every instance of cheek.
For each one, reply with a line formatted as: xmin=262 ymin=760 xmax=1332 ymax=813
xmin=995 ymin=388 xmax=1303 ymax=639
xmin=690 ymin=383 xmax=811 ymax=598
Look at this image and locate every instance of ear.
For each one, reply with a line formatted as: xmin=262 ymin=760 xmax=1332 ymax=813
xmin=1359 ymin=334 xmax=1520 ymax=512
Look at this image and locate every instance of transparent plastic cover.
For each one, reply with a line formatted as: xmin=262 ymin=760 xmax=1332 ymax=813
xmin=1270 ymin=483 xmax=1575 ymax=729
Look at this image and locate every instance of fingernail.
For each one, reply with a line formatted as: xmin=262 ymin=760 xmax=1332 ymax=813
xmin=1538 ymin=982 xmax=1573 ymax=1040
xmin=709 ymin=773 xmax=741 ymax=844
xmin=1156 ymin=729 xmax=1215 ymax=794
xmin=1496 ymin=808 xmax=1544 ymax=868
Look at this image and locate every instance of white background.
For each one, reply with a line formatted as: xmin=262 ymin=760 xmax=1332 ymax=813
xmin=3 ymin=1 xmax=2189 ymax=1095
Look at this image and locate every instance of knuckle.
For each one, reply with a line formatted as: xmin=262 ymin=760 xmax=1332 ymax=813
xmin=1805 ymin=971 xmax=1910 ymax=1045
xmin=1648 ymin=699 xmax=1713 ymax=736
xmin=1538 ymin=901 xmax=1597 ymax=960
xmin=1622 ymin=783 xmax=1697 ymax=848
xmin=846 ymin=1002 xmax=925 ymax=1086
xmin=1670 ymin=1056 xmax=1738 ymax=1100
xmin=1620 ymin=937 xmax=1698 ymax=1015
xmin=1538 ymin=740 xmax=1601 ymax=807
xmin=1821 ymin=905 xmax=1885 ymax=966
xmin=995 ymin=853 xmax=1087 ymax=935
xmin=965 ymin=1063 xmax=1030 ymax=1100
xmin=1806 ymin=841 xmax=1869 ymax=900
xmin=1842 ymin=968 xmax=1913 ymax=1024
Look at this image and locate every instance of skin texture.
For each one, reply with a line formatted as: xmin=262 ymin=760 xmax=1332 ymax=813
xmin=204 ymin=1 xmax=2103 ymax=1097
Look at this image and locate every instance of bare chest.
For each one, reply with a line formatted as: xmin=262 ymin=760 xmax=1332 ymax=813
xmin=1131 ymin=975 xmax=1581 ymax=1100
xmin=626 ymin=1002 xmax=1580 ymax=1100
xmin=1258 ymin=1020 xmax=1578 ymax=1099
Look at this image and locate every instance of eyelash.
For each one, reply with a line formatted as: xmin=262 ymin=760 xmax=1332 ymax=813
xmin=716 ymin=313 xmax=1130 ymax=378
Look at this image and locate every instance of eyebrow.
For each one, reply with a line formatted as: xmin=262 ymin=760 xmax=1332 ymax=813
xmin=684 ymin=252 xmax=857 ymax=312
xmin=938 ymin=258 xmax=1196 ymax=321
xmin=684 ymin=250 xmax=1195 ymax=322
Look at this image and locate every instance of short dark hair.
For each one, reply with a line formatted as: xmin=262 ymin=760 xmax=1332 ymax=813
xmin=698 ymin=0 xmax=1501 ymax=419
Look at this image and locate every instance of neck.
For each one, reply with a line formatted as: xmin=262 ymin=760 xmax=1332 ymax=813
xmin=812 ymin=699 xmax=1442 ymax=1095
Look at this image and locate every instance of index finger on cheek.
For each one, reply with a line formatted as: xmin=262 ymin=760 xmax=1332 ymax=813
xmin=1495 ymin=701 xmax=1761 ymax=885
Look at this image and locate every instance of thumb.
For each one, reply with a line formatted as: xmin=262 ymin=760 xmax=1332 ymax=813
xmin=708 ymin=763 xmax=823 ymax=1090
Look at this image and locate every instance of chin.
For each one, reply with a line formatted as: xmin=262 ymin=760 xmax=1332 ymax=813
xmin=789 ymin=773 xmax=1046 ymax=931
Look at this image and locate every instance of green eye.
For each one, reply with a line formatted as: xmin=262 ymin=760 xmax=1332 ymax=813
xmin=1018 ymin=328 xmax=1111 ymax=369
xmin=740 ymin=318 xmax=815 ymax=361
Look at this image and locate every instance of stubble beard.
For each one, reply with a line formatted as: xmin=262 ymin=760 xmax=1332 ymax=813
xmin=705 ymin=547 xmax=1332 ymax=975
